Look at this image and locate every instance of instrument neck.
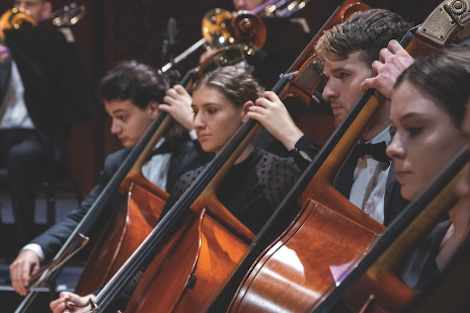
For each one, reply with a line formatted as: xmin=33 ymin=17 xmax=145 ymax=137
xmin=311 ymin=148 xmax=468 ymax=313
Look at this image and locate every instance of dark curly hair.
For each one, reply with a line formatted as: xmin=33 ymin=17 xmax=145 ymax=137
xmin=100 ymin=60 xmax=186 ymax=143
xmin=100 ymin=60 xmax=180 ymax=109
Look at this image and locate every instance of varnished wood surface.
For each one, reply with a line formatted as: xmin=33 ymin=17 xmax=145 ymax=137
xmin=124 ymin=210 xmax=248 ymax=313
xmin=229 ymin=199 xmax=382 ymax=313
xmin=74 ymin=175 xmax=168 ymax=296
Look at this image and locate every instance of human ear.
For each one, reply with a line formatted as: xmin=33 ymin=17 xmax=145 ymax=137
xmin=241 ymin=100 xmax=253 ymax=122
xmin=147 ymin=101 xmax=160 ymax=119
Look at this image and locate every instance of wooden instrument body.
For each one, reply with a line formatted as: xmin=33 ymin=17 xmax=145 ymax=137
xmin=124 ymin=208 xmax=248 ymax=313
xmin=229 ymin=198 xmax=382 ymax=313
xmin=227 ymin=54 xmax=385 ymax=311
xmin=74 ymin=173 xmax=168 ymax=296
xmin=303 ymin=4 xmax=470 ymax=311
xmin=197 ymin=2 xmax=380 ymax=313
xmin=120 ymin=125 xmax=260 ymax=313
xmin=72 ymin=113 xmax=173 ymax=296
xmin=320 ymin=166 xmax=464 ymax=313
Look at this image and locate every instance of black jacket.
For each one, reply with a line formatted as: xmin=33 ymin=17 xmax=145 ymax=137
xmin=32 ymin=139 xmax=208 ymax=261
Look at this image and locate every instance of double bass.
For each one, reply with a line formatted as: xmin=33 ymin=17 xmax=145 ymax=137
xmin=72 ymin=7 xmax=268 ymax=298
xmin=311 ymin=148 xmax=469 ymax=313
xmin=14 ymin=11 xmax=267 ymax=313
xmin=205 ymin=1 xmax=469 ymax=312
xmin=117 ymin=2 xmax=371 ymax=313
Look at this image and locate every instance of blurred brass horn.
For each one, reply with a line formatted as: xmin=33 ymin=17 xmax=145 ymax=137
xmin=0 ymin=7 xmax=37 ymax=39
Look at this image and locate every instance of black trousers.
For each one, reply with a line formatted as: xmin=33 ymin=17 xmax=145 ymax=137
xmin=0 ymin=128 xmax=49 ymax=245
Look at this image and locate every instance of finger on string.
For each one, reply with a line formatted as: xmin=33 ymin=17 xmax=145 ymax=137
xmin=248 ymin=105 xmax=265 ymax=114
xmin=379 ymin=47 xmax=393 ymax=63
xmin=371 ymin=60 xmax=384 ymax=75
xmin=255 ymin=97 xmax=271 ymax=108
xmin=360 ymin=78 xmax=374 ymax=92
xmin=387 ymin=39 xmax=403 ymax=54
xmin=174 ymin=85 xmax=186 ymax=94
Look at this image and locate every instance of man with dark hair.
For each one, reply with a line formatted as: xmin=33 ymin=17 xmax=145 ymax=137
xmin=247 ymin=9 xmax=411 ymax=225
xmin=9 ymin=60 xmax=207 ymax=296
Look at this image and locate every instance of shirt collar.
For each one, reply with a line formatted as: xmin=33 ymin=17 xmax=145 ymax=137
xmin=369 ymin=126 xmax=391 ymax=145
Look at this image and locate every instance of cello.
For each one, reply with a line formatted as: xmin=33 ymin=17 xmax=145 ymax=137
xmin=311 ymin=149 xmax=469 ymax=313
xmin=14 ymin=12 xmax=267 ymax=313
xmin=206 ymin=1 xmax=464 ymax=312
xmin=201 ymin=1 xmax=374 ymax=312
xmin=115 ymin=2 xmax=370 ymax=313
xmin=66 ymin=11 xmax=268 ymax=298
xmin=306 ymin=2 xmax=470 ymax=311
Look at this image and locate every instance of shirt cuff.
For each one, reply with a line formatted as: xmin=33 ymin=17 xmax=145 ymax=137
xmin=293 ymin=136 xmax=321 ymax=159
xmin=21 ymin=243 xmax=45 ymax=261
xmin=189 ymin=129 xmax=198 ymax=140
xmin=289 ymin=136 xmax=322 ymax=172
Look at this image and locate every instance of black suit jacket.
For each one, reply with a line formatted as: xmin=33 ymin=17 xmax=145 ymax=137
xmin=0 ymin=52 xmax=12 ymax=106
xmin=32 ymin=139 xmax=208 ymax=261
xmin=294 ymin=136 xmax=409 ymax=226
xmin=0 ymin=47 xmax=50 ymax=133
xmin=334 ymin=158 xmax=409 ymax=226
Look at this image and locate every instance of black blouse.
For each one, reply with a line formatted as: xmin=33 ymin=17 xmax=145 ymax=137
xmin=163 ymin=147 xmax=301 ymax=234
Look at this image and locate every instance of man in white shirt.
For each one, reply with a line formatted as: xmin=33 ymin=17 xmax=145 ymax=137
xmin=247 ymin=9 xmax=411 ymax=225
xmin=0 ymin=0 xmax=55 ymax=247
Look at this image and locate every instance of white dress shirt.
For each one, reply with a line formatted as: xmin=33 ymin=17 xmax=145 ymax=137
xmin=348 ymin=127 xmax=391 ymax=224
xmin=0 ymin=60 xmax=34 ymax=129
xmin=24 ymin=139 xmax=173 ymax=260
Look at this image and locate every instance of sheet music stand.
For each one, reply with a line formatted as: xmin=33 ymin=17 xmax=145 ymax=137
xmin=4 ymin=27 xmax=99 ymax=231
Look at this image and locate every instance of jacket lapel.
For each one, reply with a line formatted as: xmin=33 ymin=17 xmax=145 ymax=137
xmin=334 ymin=155 xmax=357 ymax=199
xmin=0 ymin=56 xmax=12 ymax=105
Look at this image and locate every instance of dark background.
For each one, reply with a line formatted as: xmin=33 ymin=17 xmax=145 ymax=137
xmin=0 ymin=0 xmax=444 ymax=194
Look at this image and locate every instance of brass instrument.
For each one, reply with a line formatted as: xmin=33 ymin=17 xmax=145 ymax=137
xmin=159 ymin=0 xmax=309 ymax=73
xmin=0 ymin=2 xmax=86 ymax=40
xmin=0 ymin=7 xmax=36 ymax=39
xmin=262 ymin=0 xmax=311 ymax=17
xmin=160 ymin=8 xmax=266 ymax=73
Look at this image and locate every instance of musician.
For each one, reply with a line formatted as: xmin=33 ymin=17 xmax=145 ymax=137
xmin=163 ymin=66 xmax=300 ymax=234
xmin=233 ymin=0 xmax=268 ymax=11
xmin=9 ymin=60 xmax=208 ymax=296
xmin=383 ymin=47 xmax=470 ymax=294
xmin=248 ymin=9 xmax=411 ymax=226
xmin=48 ymin=65 xmax=300 ymax=313
xmin=13 ymin=0 xmax=52 ymax=21
xmin=0 ymin=0 xmax=57 ymax=249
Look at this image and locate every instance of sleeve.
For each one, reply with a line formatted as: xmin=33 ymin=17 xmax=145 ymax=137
xmin=289 ymin=136 xmax=322 ymax=172
xmin=401 ymin=220 xmax=452 ymax=295
xmin=257 ymin=153 xmax=301 ymax=209
xmin=30 ymin=149 xmax=129 ymax=262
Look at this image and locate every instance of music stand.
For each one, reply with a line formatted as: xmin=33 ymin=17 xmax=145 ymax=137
xmin=4 ymin=27 xmax=99 ymax=237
